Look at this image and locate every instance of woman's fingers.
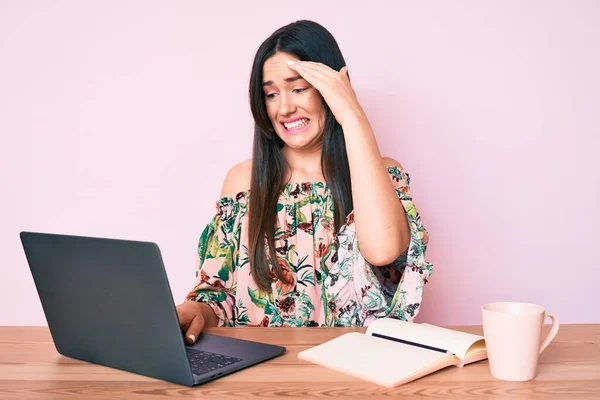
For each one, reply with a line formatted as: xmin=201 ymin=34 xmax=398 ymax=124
xmin=286 ymin=61 xmax=327 ymax=90
xmin=176 ymin=302 xmax=205 ymax=344
xmin=185 ymin=313 xmax=205 ymax=344
xmin=287 ymin=60 xmax=349 ymax=89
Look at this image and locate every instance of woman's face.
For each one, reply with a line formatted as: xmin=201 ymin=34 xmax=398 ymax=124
xmin=262 ymin=52 xmax=326 ymax=151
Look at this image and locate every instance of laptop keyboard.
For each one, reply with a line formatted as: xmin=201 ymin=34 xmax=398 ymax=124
xmin=186 ymin=349 xmax=243 ymax=376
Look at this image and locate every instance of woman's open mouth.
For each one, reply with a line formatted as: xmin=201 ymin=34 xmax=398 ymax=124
xmin=282 ymin=118 xmax=310 ymax=134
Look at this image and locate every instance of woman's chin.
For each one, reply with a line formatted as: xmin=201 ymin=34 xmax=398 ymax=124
xmin=278 ymin=131 xmax=324 ymax=150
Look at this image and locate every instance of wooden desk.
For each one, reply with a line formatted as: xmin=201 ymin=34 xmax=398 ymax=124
xmin=0 ymin=324 xmax=598 ymax=399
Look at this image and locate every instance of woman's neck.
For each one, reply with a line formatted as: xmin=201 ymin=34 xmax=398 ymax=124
xmin=282 ymin=145 xmax=325 ymax=183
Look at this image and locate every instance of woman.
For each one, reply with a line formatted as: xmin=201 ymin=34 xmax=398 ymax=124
xmin=177 ymin=20 xmax=433 ymax=344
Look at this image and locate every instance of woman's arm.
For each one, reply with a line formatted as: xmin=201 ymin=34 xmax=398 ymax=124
xmin=286 ymin=60 xmax=410 ymax=266
xmin=342 ymin=114 xmax=410 ymax=266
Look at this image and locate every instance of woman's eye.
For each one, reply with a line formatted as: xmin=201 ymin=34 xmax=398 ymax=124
xmin=265 ymin=88 xmax=305 ymax=99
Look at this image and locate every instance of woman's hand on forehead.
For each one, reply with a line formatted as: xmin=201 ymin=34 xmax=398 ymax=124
xmin=285 ymin=60 xmax=364 ymax=127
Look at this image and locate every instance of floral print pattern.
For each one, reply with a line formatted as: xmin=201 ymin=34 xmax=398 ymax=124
xmin=185 ymin=166 xmax=433 ymax=327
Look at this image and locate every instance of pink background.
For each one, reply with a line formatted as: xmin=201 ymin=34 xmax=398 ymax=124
xmin=1 ymin=1 xmax=598 ymax=326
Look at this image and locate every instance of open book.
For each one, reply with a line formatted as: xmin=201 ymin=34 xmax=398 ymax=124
xmin=297 ymin=318 xmax=487 ymax=387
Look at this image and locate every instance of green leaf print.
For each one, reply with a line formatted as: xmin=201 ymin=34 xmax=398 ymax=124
xmin=239 ymin=245 xmax=249 ymax=268
xmin=236 ymin=313 xmax=250 ymax=325
xmin=284 ymin=243 xmax=296 ymax=263
xmin=296 ymin=208 xmax=307 ymax=223
xmin=296 ymin=254 xmax=309 ymax=269
xmin=286 ymin=315 xmax=304 ymax=327
xmin=404 ymin=200 xmax=418 ymax=219
xmin=363 ymin=290 xmax=385 ymax=310
xmin=247 ymin=288 xmax=268 ymax=309
xmin=312 ymin=207 xmax=322 ymax=221
xmin=197 ymin=227 xmax=211 ymax=261
xmin=297 ymin=196 xmax=312 ymax=209
xmin=396 ymin=309 xmax=407 ymax=321
xmin=270 ymin=314 xmax=283 ymax=326
xmin=277 ymin=203 xmax=284 ymax=212
xmin=217 ymin=264 xmax=229 ymax=282
xmin=235 ymin=298 xmax=250 ymax=325
xmin=298 ymin=305 xmax=312 ymax=319
xmin=289 ymin=253 xmax=313 ymax=276
xmin=335 ymin=312 xmax=355 ymax=327
xmin=297 ymin=292 xmax=315 ymax=311
xmin=298 ymin=269 xmax=315 ymax=286
xmin=207 ymin=235 xmax=222 ymax=259
xmin=264 ymin=301 xmax=278 ymax=315
xmin=425 ymin=263 xmax=433 ymax=275
xmin=288 ymin=252 xmax=313 ymax=273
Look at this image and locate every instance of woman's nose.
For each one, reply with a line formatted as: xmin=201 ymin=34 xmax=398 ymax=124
xmin=279 ymin=94 xmax=297 ymax=115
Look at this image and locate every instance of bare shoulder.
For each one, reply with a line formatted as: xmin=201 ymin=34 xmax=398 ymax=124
xmin=381 ymin=156 xmax=404 ymax=169
xmin=220 ymin=158 xmax=252 ymax=198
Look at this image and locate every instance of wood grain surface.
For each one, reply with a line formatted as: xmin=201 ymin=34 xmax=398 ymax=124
xmin=0 ymin=324 xmax=598 ymax=399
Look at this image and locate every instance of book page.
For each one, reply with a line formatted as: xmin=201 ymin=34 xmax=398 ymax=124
xmin=298 ymin=332 xmax=458 ymax=387
xmin=365 ymin=319 xmax=485 ymax=362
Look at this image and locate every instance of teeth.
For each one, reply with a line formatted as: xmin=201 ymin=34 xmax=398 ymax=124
xmin=283 ymin=118 xmax=309 ymax=130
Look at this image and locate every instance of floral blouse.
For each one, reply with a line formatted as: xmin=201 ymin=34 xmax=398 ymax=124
xmin=185 ymin=165 xmax=433 ymax=327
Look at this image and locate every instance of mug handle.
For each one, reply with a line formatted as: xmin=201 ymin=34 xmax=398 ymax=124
xmin=539 ymin=312 xmax=560 ymax=354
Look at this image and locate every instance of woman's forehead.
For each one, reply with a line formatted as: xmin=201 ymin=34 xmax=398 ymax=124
xmin=262 ymin=52 xmax=301 ymax=83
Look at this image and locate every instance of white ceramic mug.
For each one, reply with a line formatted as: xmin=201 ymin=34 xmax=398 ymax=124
xmin=481 ymin=302 xmax=559 ymax=381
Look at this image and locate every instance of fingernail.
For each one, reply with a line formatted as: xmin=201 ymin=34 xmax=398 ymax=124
xmin=188 ymin=334 xmax=196 ymax=342
xmin=286 ymin=60 xmax=296 ymax=65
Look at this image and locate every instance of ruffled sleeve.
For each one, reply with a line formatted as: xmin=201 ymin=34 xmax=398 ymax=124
xmin=383 ymin=165 xmax=433 ymax=320
xmin=329 ymin=165 xmax=433 ymax=325
xmin=184 ymin=193 xmax=247 ymax=326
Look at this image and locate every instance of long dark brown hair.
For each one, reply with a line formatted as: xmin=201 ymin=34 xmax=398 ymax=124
xmin=248 ymin=20 xmax=353 ymax=291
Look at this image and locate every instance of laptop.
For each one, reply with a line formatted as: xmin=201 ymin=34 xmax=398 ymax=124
xmin=19 ymin=231 xmax=286 ymax=386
